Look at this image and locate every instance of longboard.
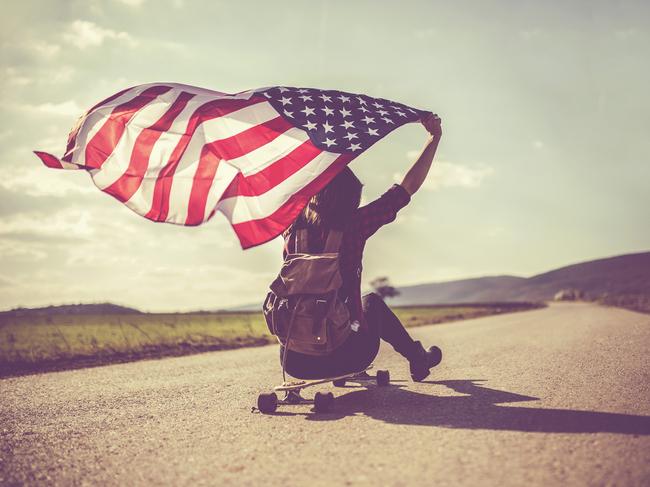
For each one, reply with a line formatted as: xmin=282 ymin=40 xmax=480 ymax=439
xmin=256 ymin=365 xmax=390 ymax=414
xmin=274 ymin=365 xmax=375 ymax=392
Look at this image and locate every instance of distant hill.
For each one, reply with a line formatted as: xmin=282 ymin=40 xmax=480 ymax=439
xmin=0 ymin=303 xmax=142 ymax=317
xmin=4 ymin=252 xmax=648 ymax=315
xmin=387 ymin=251 xmax=650 ymax=306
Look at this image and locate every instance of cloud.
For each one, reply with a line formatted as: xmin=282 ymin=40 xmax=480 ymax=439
xmin=0 ymin=239 xmax=48 ymax=262
xmin=0 ymin=209 xmax=95 ymax=242
xmin=400 ymin=152 xmax=494 ymax=190
xmin=425 ymin=162 xmax=493 ymax=190
xmin=20 ymin=99 xmax=83 ymax=117
xmin=28 ymin=41 xmax=61 ymax=58
xmin=4 ymin=67 xmax=32 ymax=86
xmin=115 ymin=0 xmax=146 ymax=6
xmin=63 ymin=20 xmax=137 ymax=49
xmin=520 ymin=29 xmax=543 ymax=41
xmin=49 ymin=66 xmax=76 ymax=84
xmin=0 ymin=163 xmax=94 ymax=198
xmin=414 ymin=28 xmax=436 ymax=40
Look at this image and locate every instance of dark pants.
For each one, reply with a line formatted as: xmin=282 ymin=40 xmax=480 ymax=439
xmin=280 ymin=293 xmax=416 ymax=379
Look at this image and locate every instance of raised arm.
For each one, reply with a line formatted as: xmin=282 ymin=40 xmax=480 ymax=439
xmin=400 ymin=113 xmax=442 ymax=196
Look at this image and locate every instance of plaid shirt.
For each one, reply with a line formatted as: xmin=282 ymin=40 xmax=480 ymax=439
xmin=282 ymin=184 xmax=411 ymax=330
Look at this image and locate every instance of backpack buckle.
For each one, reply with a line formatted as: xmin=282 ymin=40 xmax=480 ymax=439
xmin=315 ymin=299 xmax=328 ymax=312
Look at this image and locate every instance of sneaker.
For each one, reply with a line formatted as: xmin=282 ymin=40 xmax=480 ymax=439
xmin=408 ymin=341 xmax=443 ymax=382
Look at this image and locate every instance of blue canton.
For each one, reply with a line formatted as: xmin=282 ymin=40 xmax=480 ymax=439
xmin=258 ymin=86 xmax=428 ymax=154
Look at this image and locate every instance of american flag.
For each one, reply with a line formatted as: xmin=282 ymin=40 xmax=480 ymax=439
xmin=35 ymin=83 xmax=428 ymax=248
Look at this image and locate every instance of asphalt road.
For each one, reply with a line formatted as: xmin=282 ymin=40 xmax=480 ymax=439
xmin=1 ymin=302 xmax=649 ymax=486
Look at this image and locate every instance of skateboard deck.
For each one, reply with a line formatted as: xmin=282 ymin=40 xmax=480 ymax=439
xmin=256 ymin=365 xmax=390 ymax=414
xmin=274 ymin=365 xmax=374 ymax=392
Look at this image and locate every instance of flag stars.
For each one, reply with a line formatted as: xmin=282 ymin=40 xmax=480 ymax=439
xmin=300 ymin=106 xmax=315 ymax=116
xmin=262 ymin=86 xmax=419 ymax=155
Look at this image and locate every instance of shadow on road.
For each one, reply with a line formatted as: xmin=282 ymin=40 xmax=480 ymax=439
xmin=281 ymin=379 xmax=650 ymax=434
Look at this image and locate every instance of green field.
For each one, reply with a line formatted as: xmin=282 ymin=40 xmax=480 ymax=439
xmin=0 ymin=303 xmax=541 ymax=375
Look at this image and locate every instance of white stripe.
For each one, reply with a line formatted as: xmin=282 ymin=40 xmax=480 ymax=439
xmin=198 ymin=127 xmax=308 ymax=222
xmin=192 ymin=101 xmax=279 ymax=143
xmin=158 ymin=82 xmax=258 ymax=100
xmin=70 ymin=83 xmax=259 ymax=167
xmin=70 ymin=84 xmax=157 ymax=166
xmin=218 ymin=151 xmax=341 ymax=224
xmin=59 ymin=160 xmax=81 ymax=170
xmin=122 ymin=94 xmax=221 ymax=217
xmin=164 ymin=101 xmax=279 ymax=223
xmin=89 ymin=91 xmax=182 ymax=190
xmin=226 ymin=127 xmax=308 ymax=176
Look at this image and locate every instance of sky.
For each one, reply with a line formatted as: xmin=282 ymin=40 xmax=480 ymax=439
xmin=1 ymin=0 xmax=648 ymax=312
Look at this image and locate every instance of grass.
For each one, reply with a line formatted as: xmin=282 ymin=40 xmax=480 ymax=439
xmin=0 ymin=302 xmax=542 ymax=376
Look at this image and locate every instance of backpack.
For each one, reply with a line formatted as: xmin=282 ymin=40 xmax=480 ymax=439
xmin=262 ymin=227 xmax=352 ymax=356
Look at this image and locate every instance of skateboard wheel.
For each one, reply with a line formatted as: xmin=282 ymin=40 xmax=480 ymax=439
xmin=428 ymin=346 xmax=442 ymax=367
xmin=314 ymin=392 xmax=334 ymax=412
xmin=257 ymin=392 xmax=278 ymax=414
xmin=332 ymin=379 xmax=346 ymax=387
xmin=376 ymin=369 xmax=390 ymax=386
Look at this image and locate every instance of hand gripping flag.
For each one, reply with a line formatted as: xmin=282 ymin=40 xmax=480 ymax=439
xmin=35 ymin=83 xmax=429 ymax=249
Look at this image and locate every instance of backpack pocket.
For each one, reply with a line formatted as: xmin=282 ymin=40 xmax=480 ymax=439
xmin=262 ymin=291 xmax=290 ymax=337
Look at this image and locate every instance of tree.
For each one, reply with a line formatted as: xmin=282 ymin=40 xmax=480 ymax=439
xmin=370 ymin=277 xmax=400 ymax=300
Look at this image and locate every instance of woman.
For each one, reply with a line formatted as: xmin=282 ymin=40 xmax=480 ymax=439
xmin=279 ymin=113 xmax=443 ymax=382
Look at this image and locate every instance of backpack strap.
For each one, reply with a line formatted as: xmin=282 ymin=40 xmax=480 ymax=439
xmin=296 ymin=228 xmax=309 ymax=253
xmin=324 ymin=230 xmax=343 ymax=253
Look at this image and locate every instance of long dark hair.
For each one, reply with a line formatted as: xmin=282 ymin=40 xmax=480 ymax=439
xmin=293 ymin=167 xmax=363 ymax=232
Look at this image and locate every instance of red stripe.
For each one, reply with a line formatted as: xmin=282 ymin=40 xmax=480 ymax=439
xmin=184 ymin=145 xmax=221 ymax=225
xmin=220 ymin=139 xmax=321 ymax=199
xmin=62 ymin=86 xmax=133 ymax=163
xmin=34 ymin=151 xmax=64 ymax=169
xmin=84 ymin=85 xmax=172 ymax=169
xmin=144 ymin=96 xmax=267 ymax=222
xmin=184 ymin=112 xmax=291 ymax=224
xmin=231 ymin=153 xmax=355 ymax=249
xmin=102 ymin=91 xmax=195 ymax=204
xmin=203 ymin=116 xmax=293 ymax=161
